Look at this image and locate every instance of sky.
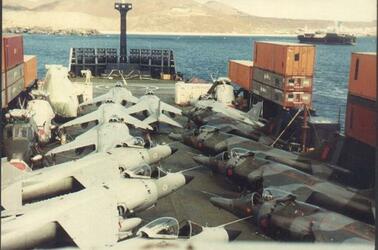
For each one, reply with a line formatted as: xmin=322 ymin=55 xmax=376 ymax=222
xmin=197 ymin=0 xmax=377 ymax=22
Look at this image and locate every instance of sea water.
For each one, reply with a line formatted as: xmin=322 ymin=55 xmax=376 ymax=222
xmin=23 ymin=34 xmax=376 ymax=125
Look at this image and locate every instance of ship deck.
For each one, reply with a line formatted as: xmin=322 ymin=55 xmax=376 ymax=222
xmin=43 ymin=78 xmax=270 ymax=241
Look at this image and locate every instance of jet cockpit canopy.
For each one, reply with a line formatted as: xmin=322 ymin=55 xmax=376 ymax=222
xmin=137 ymin=217 xmax=179 ymax=239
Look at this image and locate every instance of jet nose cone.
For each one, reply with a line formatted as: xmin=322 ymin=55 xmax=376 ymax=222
xmin=226 ymin=229 xmax=241 ymax=241
xmin=183 ymin=175 xmax=194 ymax=184
xmin=210 ymin=197 xmax=233 ymax=210
xmin=192 ymin=155 xmax=210 ymax=165
xmin=169 ymin=145 xmax=179 ymax=154
xmin=168 ymin=133 xmax=182 ymax=141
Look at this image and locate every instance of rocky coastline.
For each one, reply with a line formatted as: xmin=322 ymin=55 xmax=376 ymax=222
xmin=3 ymin=26 xmax=100 ymax=36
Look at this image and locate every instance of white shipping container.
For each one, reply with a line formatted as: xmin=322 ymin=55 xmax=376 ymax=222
xmin=2 ymin=63 xmax=24 ymax=91
xmin=175 ymin=82 xmax=212 ymax=106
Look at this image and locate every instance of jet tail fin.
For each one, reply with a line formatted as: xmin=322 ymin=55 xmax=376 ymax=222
xmin=246 ymin=101 xmax=263 ymax=121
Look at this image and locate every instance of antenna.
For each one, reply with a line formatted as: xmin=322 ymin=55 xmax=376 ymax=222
xmin=115 ymin=1 xmax=132 ymax=64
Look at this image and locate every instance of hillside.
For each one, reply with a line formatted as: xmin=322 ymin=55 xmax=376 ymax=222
xmin=3 ymin=0 xmax=376 ymax=35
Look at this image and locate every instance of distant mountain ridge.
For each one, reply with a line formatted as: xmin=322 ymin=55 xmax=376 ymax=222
xmin=3 ymin=0 xmax=376 ymax=35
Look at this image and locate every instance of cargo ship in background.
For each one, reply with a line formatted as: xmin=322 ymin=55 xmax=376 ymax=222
xmin=297 ymin=32 xmax=357 ymax=45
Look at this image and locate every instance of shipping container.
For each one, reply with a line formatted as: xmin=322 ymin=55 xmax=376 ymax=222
xmin=1 ymin=90 xmax=6 ymax=108
xmin=348 ymin=52 xmax=376 ymax=101
xmin=271 ymin=89 xmax=312 ymax=108
xmin=5 ymin=78 xmax=24 ymax=108
xmin=2 ymin=35 xmax=24 ymax=73
xmin=253 ymin=80 xmax=312 ymax=108
xmin=228 ymin=60 xmax=254 ymax=91
xmin=253 ymin=67 xmax=313 ymax=92
xmin=175 ymin=82 xmax=212 ymax=106
xmin=252 ymin=80 xmax=271 ymax=99
xmin=345 ymin=95 xmax=376 ymax=147
xmin=1 ymin=63 xmax=24 ymax=91
xmin=253 ymin=42 xmax=315 ymax=76
xmin=23 ymin=55 xmax=38 ymax=89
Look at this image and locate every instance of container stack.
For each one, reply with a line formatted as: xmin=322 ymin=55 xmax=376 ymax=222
xmin=1 ymin=35 xmax=37 ymax=108
xmin=228 ymin=60 xmax=254 ymax=91
xmin=345 ymin=52 xmax=376 ymax=148
xmin=252 ymin=41 xmax=316 ymax=109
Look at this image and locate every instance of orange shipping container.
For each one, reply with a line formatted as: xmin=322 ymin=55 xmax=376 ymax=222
xmin=345 ymin=96 xmax=376 ymax=147
xmin=228 ymin=60 xmax=254 ymax=91
xmin=23 ymin=55 xmax=38 ymax=89
xmin=2 ymin=35 xmax=24 ymax=73
xmin=253 ymin=42 xmax=315 ymax=76
xmin=348 ymin=52 xmax=376 ymax=101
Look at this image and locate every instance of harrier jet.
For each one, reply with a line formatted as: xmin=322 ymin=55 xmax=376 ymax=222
xmin=59 ymin=102 xmax=152 ymax=131
xmin=79 ymin=82 xmax=139 ymax=107
xmin=2 ymin=144 xmax=177 ymax=209
xmin=46 ymin=115 xmax=144 ymax=157
xmin=170 ymin=126 xmax=353 ymax=185
xmin=1 ymin=172 xmax=193 ymax=249
xmin=193 ymin=148 xmax=375 ymax=224
xmin=113 ymin=216 xmax=243 ymax=249
xmin=125 ymin=87 xmax=183 ymax=128
xmin=210 ymin=189 xmax=375 ymax=244
xmin=189 ymin=99 xmax=264 ymax=128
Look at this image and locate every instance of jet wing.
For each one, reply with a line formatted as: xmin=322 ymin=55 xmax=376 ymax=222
xmin=79 ymin=92 xmax=112 ymax=107
xmin=160 ymin=102 xmax=182 ymax=115
xmin=60 ymin=109 xmax=101 ymax=129
xmin=124 ymin=94 xmax=139 ymax=104
xmin=113 ymin=106 xmax=152 ymax=130
xmin=158 ymin=114 xmax=183 ymax=128
xmin=45 ymin=127 xmax=98 ymax=156
xmin=125 ymin=102 xmax=149 ymax=115
xmin=57 ymin=192 xmax=119 ymax=248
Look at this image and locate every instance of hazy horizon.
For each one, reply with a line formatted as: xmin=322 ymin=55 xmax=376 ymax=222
xmin=196 ymin=0 xmax=377 ymax=22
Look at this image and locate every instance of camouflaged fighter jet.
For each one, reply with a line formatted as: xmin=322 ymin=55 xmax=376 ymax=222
xmin=112 ymin=216 xmax=243 ymax=249
xmin=1 ymin=144 xmax=177 ymax=210
xmin=193 ymin=148 xmax=375 ymax=224
xmin=189 ymin=99 xmax=264 ymax=128
xmin=59 ymin=101 xmax=152 ymax=131
xmin=209 ymin=188 xmax=375 ymax=244
xmin=170 ymin=126 xmax=353 ymax=185
xmin=46 ymin=115 xmax=145 ymax=157
xmin=183 ymin=106 xmax=266 ymax=142
xmin=1 ymin=172 xmax=193 ymax=249
xmin=79 ymin=82 xmax=139 ymax=107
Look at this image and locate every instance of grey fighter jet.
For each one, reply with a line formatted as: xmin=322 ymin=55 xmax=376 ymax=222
xmin=125 ymin=87 xmax=183 ymax=128
xmin=193 ymin=148 xmax=375 ymax=224
xmin=79 ymin=82 xmax=139 ymax=107
xmin=209 ymin=189 xmax=375 ymax=244
xmin=59 ymin=101 xmax=152 ymax=130
xmin=2 ymin=144 xmax=177 ymax=209
xmin=1 ymin=172 xmax=193 ymax=249
xmin=46 ymin=115 xmax=145 ymax=156
xmin=170 ymin=126 xmax=353 ymax=184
